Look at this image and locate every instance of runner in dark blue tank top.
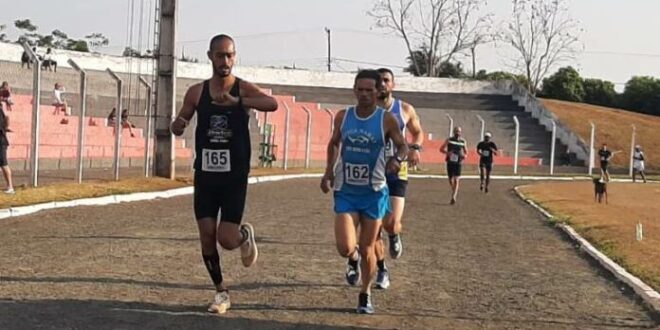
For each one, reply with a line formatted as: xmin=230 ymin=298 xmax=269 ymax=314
xmin=170 ymin=34 xmax=278 ymax=314
xmin=373 ymin=68 xmax=425 ymax=291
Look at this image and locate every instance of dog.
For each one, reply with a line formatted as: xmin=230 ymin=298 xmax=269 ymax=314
xmin=593 ymin=178 xmax=608 ymax=204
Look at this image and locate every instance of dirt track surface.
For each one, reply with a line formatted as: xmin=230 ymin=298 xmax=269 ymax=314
xmin=0 ymin=178 xmax=657 ymax=329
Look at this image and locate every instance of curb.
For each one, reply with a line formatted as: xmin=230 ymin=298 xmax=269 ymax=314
xmin=513 ymin=185 xmax=660 ymax=315
xmin=0 ymin=174 xmax=323 ymax=221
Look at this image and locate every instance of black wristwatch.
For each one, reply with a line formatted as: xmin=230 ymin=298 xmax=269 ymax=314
xmin=409 ymin=144 xmax=422 ymax=151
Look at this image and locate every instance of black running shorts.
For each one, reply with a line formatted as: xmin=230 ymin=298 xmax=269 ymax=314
xmin=193 ymin=172 xmax=248 ymax=224
xmin=387 ymin=178 xmax=408 ymax=198
xmin=479 ymin=160 xmax=493 ymax=172
xmin=447 ymin=162 xmax=462 ymax=178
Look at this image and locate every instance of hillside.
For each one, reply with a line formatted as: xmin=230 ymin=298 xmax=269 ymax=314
xmin=542 ymin=99 xmax=660 ymax=170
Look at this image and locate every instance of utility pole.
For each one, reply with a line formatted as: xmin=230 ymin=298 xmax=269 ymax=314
xmin=325 ymin=27 xmax=331 ymax=72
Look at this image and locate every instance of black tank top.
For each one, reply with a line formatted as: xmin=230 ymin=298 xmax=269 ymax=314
xmin=194 ymin=78 xmax=251 ymax=179
xmin=446 ymin=136 xmax=466 ymax=163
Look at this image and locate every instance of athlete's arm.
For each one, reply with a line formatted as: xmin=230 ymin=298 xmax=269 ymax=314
xmin=384 ymin=112 xmax=409 ymax=174
xmin=170 ymin=83 xmax=201 ymax=136
xmin=492 ymin=143 xmax=499 ymax=156
xmin=476 ymin=143 xmax=483 ymax=157
xmin=462 ymin=141 xmax=469 ymax=158
xmin=320 ymin=110 xmax=345 ymax=194
xmin=439 ymin=139 xmax=449 ymax=154
xmin=240 ymin=81 xmax=278 ymax=112
xmin=403 ymin=102 xmax=424 ymax=166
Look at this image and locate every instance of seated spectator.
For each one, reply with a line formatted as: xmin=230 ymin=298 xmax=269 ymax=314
xmin=52 ymin=83 xmax=70 ymax=116
xmin=107 ymin=108 xmax=136 ymax=137
xmin=42 ymin=48 xmax=57 ymax=72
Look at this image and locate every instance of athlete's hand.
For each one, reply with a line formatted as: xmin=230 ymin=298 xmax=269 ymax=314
xmin=407 ymin=150 xmax=420 ymax=167
xmin=320 ymin=170 xmax=334 ymax=194
xmin=170 ymin=118 xmax=186 ymax=136
xmin=218 ymin=92 xmax=240 ymax=106
xmin=386 ymin=158 xmax=401 ymax=175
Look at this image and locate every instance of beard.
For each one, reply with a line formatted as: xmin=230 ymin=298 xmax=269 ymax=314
xmin=378 ymin=91 xmax=391 ymax=100
xmin=214 ymin=65 xmax=232 ymax=77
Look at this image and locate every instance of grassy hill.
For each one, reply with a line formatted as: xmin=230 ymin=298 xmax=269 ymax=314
xmin=542 ymin=99 xmax=660 ymax=170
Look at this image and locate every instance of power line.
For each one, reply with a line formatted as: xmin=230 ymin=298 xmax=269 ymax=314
xmin=583 ymin=50 xmax=660 ymax=58
xmin=178 ymin=28 xmax=324 ymax=44
xmin=333 ymin=57 xmax=406 ymax=69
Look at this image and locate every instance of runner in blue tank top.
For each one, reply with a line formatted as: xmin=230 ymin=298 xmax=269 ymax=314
xmin=373 ymin=68 xmax=425 ymax=290
xmin=320 ymin=70 xmax=408 ymax=314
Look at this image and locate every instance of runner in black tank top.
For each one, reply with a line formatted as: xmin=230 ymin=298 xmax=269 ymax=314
xmin=440 ymin=126 xmax=468 ymax=205
xmin=194 ymin=78 xmax=251 ymax=179
xmin=170 ymin=34 xmax=278 ymax=315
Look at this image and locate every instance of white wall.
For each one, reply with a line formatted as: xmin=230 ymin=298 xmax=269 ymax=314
xmin=2 ymin=42 xmax=509 ymax=94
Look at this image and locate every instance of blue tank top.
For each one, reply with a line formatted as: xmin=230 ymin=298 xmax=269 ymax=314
xmin=384 ymin=99 xmax=405 ymax=158
xmin=334 ymin=106 xmax=387 ymax=194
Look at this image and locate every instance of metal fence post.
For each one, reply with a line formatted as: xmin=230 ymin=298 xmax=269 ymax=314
xmin=550 ymin=120 xmax=557 ymax=175
xmin=302 ymin=106 xmax=312 ymax=168
xmin=21 ymin=42 xmax=41 ymax=187
xmin=446 ymin=114 xmax=453 ymax=137
xmin=68 ymin=59 xmax=87 ymax=183
xmin=106 ymin=69 xmax=123 ymax=181
xmin=629 ymin=125 xmax=636 ymax=178
xmin=138 ymin=76 xmax=153 ymax=177
xmin=513 ymin=115 xmax=520 ymax=174
xmin=282 ymin=101 xmax=291 ymax=170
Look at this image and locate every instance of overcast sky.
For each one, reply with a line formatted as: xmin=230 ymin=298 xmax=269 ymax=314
xmin=2 ymin=0 xmax=660 ymax=91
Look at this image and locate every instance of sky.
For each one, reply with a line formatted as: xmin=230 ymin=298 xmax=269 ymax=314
xmin=2 ymin=0 xmax=660 ymax=91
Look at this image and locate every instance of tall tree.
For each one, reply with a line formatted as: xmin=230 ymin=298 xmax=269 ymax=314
xmin=84 ymin=33 xmax=109 ymax=51
xmin=540 ymin=66 xmax=584 ymax=102
xmin=502 ymin=0 xmax=582 ymax=94
xmin=0 ymin=24 xmax=7 ymax=42
xmin=370 ymin=0 xmax=491 ymax=77
xmin=14 ymin=19 xmax=39 ymax=44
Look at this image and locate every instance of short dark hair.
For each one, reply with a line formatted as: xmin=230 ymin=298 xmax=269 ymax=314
xmin=354 ymin=69 xmax=382 ymax=88
xmin=209 ymin=34 xmax=235 ymax=51
xmin=377 ymin=68 xmax=394 ymax=80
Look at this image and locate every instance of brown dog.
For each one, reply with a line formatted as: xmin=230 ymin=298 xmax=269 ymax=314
xmin=593 ymin=178 xmax=608 ymax=204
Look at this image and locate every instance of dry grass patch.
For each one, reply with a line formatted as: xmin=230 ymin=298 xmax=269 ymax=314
xmin=542 ymin=99 xmax=660 ymax=170
xmin=520 ymin=181 xmax=660 ymax=291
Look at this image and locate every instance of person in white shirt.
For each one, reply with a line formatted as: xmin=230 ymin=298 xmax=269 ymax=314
xmin=632 ymin=145 xmax=647 ymax=183
xmin=52 ymin=83 xmax=70 ymax=116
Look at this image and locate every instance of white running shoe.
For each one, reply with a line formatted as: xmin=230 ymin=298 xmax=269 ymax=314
xmin=240 ymin=223 xmax=258 ymax=267
xmin=4 ymin=188 xmax=15 ymax=194
xmin=207 ymin=291 xmax=231 ymax=314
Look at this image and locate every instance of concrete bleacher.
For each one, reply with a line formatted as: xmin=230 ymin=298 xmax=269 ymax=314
xmin=4 ymin=93 xmax=192 ymax=171
xmin=1 ymin=56 xmax=579 ymax=169
xmin=260 ymin=84 xmax=577 ymax=166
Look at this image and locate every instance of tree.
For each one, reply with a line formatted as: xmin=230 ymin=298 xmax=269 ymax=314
xmin=122 ymin=46 xmax=142 ymax=57
xmin=501 ymin=0 xmax=582 ymax=95
xmin=67 ymin=39 xmax=89 ymax=52
xmin=0 ymin=24 xmax=7 ymax=42
xmin=370 ymin=0 xmax=492 ymax=77
xmin=540 ymin=66 xmax=584 ymax=102
xmin=582 ymin=78 xmax=616 ymax=107
xmin=84 ymin=33 xmax=109 ymax=51
xmin=622 ymin=76 xmax=660 ymax=114
xmin=14 ymin=19 xmax=39 ymax=44
xmin=51 ymin=29 xmax=69 ymax=49
xmin=437 ymin=61 xmax=465 ymax=78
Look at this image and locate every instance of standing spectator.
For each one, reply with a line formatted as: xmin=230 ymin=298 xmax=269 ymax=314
xmin=21 ymin=50 xmax=31 ymax=69
xmin=0 ymin=108 xmax=14 ymax=194
xmin=42 ymin=48 xmax=57 ymax=72
xmin=52 ymin=83 xmax=70 ymax=116
xmin=632 ymin=145 xmax=647 ymax=183
xmin=0 ymin=81 xmax=14 ymax=112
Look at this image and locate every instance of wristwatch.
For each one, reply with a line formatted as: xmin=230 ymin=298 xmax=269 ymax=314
xmin=395 ymin=155 xmax=406 ymax=163
xmin=409 ymin=144 xmax=422 ymax=151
